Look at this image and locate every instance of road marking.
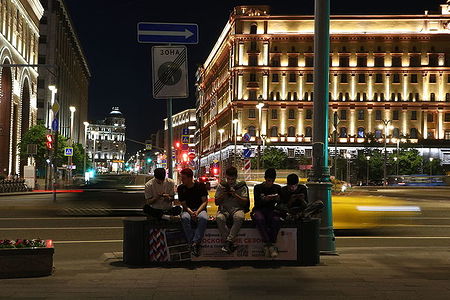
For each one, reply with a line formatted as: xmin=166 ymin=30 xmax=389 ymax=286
xmin=0 ymin=226 xmax=122 ymax=230
xmin=53 ymin=240 xmax=122 ymax=244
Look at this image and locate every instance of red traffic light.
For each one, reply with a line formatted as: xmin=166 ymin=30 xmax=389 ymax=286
xmin=46 ymin=134 xmax=53 ymax=149
xmin=212 ymin=167 xmax=219 ymax=175
xmin=174 ymin=141 xmax=181 ymax=149
xmin=182 ymin=152 xmax=189 ymax=162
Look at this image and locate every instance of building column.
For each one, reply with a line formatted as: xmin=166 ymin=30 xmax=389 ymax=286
xmin=297 ymin=108 xmax=304 ymax=136
xmin=402 ymin=109 xmax=408 ymax=135
xmin=367 ymin=109 xmax=373 ymax=133
xmin=280 ymin=107 xmax=287 ymax=135
xmin=438 ymin=110 xmax=444 ymax=139
xmin=423 ymin=110 xmax=428 ymax=139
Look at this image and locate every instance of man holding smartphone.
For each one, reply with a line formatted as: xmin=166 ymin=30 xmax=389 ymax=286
xmin=252 ymin=168 xmax=282 ymax=258
xmin=143 ymin=168 xmax=181 ymax=220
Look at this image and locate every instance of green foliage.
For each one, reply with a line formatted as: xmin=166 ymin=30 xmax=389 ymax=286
xmin=261 ymin=146 xmax=288 ymax=169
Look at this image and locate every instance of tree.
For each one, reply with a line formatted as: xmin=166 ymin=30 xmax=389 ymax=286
xmin=252 ymin=146 xmax=288 ymax=169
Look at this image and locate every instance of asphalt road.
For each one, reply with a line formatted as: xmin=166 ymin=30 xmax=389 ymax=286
xmin=1 ymin=188 xmax=449 ymax=263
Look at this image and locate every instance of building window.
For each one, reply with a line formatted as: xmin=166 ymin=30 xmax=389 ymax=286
xmin=248 ymin=90 xmax=257 ymax=100
xmin=293 ymin=92 xmax=298 ymax=100
xmin=410 ymin=128 xmax=418 ymax=138
xmin=271 ymin=109 xmax=278 ymax=119
xmin=375 ymin=110 xmax=382 ymax=120
xmin=446 ymin=93 xmax=450 ymax=102
xmin=393 ymin=74 xmax=400 ymax=83
xmin=357 ymin=127 xmax=365 ymax=138
xmin=306 ymin=73 xmax=313 ymax=83
xmin=288 ymin=126 xmax=296 ymax=137
xmin=429 ymin=74 xmax=437 ymax=83
xmin=392 ymin=56 xmax=402 ymax=67
xmin=410 ymin=74 xmax=418 ymax=83
xmin=248 ymin=109 xmax=256 ymax=118
xmin=411 ymin=111 xmax=417 ymax=120
xmin=410 ymin=55 xmax=420 ymax=67
xmin=289 ymin=73 xmax=297 ymax=82
xmin=339 ymin=56 xmax=349 ymax=67
xmin=428 ymin=113 xmax=434 ymax=123
xmin=358 ymin=110 xmax=364 ymax=120
xmin=393 ymin=128 xmax=400 ymax=138
xmin=248 ymin=126 xmax=256 ymax=136
xmin=339 ymin=127 xmax=347 ymax=138
xmin=288 ymin=109 xmax=295 ymax=119
xmin=270 ymin=126 xmax=278 ymax=137
xmin=340 ymin=110 xmax=347 ymax=120
xmin=248 ymin=55 xmax=257 ymax=66
xmin=429 ymin=54 xmax=438 ymax=67
xmin=306 ymin=109 xmax=312 ymax=119
xmin=250 ymin=24 xmax=257 ymax=34
xmin=357 ymin=56 xmax=367 ymax=67
xmin=374 ymin=56 xmax=384 ymax=67
xmin=375 ymin=74 xmax=383 ymax=83
xmin=340 ymin=74 xmax=348 ymax=83
xmin=338 ymin=93 xmax=343 ymax=101
xmin=358 ymin=74 xmax=366 ymax=83
xmin=249 ymin=73 xmax=257 ymax=82
xmin=305 ymin=56 xmax=314 ymax=67
xmin=445 ymin=113 xmax=450 ymax=122
xmin=445 ymin=130 xmax=450 ymax=140
xmin=271 ymin=56 xmax=280 ymax=67
xmin=305 ymin=127 xmax=312 ymax=137
xmin=288 ymin=56 xmax=298 ymax=67
xmin=430 ymin=93 xmax=435 ymax=102
xmin=393 ymin=110 xmax=399 ymax=120
xmin=272 ymin=73 xmax=279 ymax=82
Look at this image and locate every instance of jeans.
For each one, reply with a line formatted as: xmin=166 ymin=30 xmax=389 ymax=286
xmin=180 ymin=211 xmax=208 ymax=244
xmin=216 ymin=210 xmax=245 ymax=243
xmin=252 ymin=208 xmax=281 ymax=244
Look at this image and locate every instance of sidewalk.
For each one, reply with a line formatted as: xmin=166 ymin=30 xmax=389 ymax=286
xmin=2 ymin=247 xmax=449 ymax=299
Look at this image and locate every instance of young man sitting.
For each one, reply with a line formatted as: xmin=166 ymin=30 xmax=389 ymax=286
xmin=143 ymin=168 xmax=181 ymax=220
xmin=215 ymin=166 xmax=249 ymax=254
xmin=252 ymin=168 xmax=282 ymax=258
xmin=279 ymin=173 xmax=308 ymax=220
xmin=177 ymin=168 xmax=209 ymax=257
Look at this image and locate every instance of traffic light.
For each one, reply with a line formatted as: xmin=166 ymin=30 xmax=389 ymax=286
xmin=46 ymin=134 xmax=53 ymax=150
xmin=174 ymin=141 xmax=181 ymax=149
xmin=182 ymin=152 xmax=189 ymax=162
xmin=212 ymin=167 xmax=219 ymax=175
xmin=146 ymin=158 xmax=152 ymax=163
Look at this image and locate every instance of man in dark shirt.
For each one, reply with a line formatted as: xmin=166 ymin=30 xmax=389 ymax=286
xmin=279 ymin=173 xmax=308 ymax=219
xmin=252 ymin=168 xmax=282 ymax=258
xmin=178 ymin=168 xmax=209 ymax=257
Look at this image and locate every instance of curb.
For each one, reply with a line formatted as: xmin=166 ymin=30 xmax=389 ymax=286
xmin=0 ymin=192 xmax=53 ymax=197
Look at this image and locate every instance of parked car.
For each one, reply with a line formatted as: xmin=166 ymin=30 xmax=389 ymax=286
xmin=198 ymin=176 xmax=219 ymax=189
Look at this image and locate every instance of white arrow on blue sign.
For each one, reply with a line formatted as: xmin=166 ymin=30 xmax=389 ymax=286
xmin=137 ymin=22 xmax=199 ymax=44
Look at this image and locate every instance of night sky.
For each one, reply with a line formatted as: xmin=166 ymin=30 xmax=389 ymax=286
xmin=64 ymin=0 xmax=444 ymax=155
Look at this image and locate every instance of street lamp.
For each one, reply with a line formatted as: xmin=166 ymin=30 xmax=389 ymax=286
xmin=378 ymin=120 xmax=393 ymax=186
xmin=83 ymin=121 xmax=89 ymax=176
xmin=91 ymin=130 xmax=98 ymax=172
xmin=68 ymin=106 xmax=76 ymax=184
xmin=218 ymin=128 xmax=224 ymax=178
xmin=429 ymin=157 xmax=434 ymax=176
xmin=345 ymin=153 xmax=351 ymax=184
xmin=366 ymin=155 xmax=370 ymax=186
xmin=232 ymin=119 xmax=239 ymax=165
xmin=393 ymin=156 xmax=398 ymax=176
xmin=256 ymin=97 xmax=264 ymax=171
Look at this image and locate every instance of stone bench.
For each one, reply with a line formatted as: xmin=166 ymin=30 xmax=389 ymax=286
xmin=123 ymin=217 xmax=320 ymax=266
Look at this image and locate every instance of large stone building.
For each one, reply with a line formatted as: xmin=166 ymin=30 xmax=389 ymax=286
xmin=0 ymin=0 xmax=44 ymax=176
xmin=196 ymin=3 xmax=450 ymax=173
xmin=37 ymin=0 xmax=90 ymax=145
xmin=86 ymin=107 xmax=126 ymax=173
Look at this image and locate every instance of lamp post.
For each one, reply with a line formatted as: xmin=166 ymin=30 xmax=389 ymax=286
xmin=429 ymin=157 xmax=434 ymax=176
xmin=48 ymin=85 xmax=57 ymax=129
xmin=345 ymin=153 xmax=351 ymax=184
xmin=218 ymin=128 xmax=224 ymax=179
xmin=91 ymin=131 xmax=98 ymax=173
xmin=393 ymin=156 xmax=398 ymax=176
xmin=378 ymin=119 xmax=393 ymax=186
xmin=366 ymin=155 xmax=370 ymax=186
xmin=83 ymin=121 xmax=89 ymax=177
xmin=68 ymin=106 xmax=76 ymax=184
xmin=256 ymin=98 xmax=264 ymax=171
xmin=232 ymin=119 xmax=239 ymax=166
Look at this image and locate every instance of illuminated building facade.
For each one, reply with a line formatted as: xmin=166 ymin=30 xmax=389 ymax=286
xmin=86 ymin=107 xmax=126 ymax=173
xmin=196 ymin=3 xmax=450 ymax=172
xmin=0 ymin=0 xmax=43 ymax=176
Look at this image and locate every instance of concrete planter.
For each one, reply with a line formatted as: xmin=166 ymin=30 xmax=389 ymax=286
xmin=0 ymin=247 xmax=54 ymax=278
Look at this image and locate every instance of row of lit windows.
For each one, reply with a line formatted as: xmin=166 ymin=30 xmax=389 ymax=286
xmin=246 ymin=109 xmax=450 ymax=122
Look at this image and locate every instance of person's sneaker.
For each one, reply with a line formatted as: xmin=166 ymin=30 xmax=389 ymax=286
xmin=170 ymin=215 xmax=181 ymax=221
xmin=269 ymin=245 xmax=279 ymax=258
xmin=221 ymin=241 xmax=235 ymax=254
xmin=191 ymin=243 xmax=201 ymax=257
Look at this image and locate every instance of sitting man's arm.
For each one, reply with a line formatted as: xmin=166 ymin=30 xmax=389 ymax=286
xmin=145 ymin=183 xmax=160 ymax=205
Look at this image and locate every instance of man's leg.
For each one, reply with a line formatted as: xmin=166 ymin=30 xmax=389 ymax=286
xmin=180 ymin=211 xmax=194 ymax=243
xmin=228 ymin=210 xmax=245 ymax=242
xmin=193 ymin=210 xmax=208 ymax=244
xmin=215 ymin=212 xmax=229 ymax=241
xmin=144 ymin=205 xmax=163 ymax=219
xmin=268 ymin=210 xmax=282 ymax=244
xmin=252 ymin=209 xmax=271 ymax=244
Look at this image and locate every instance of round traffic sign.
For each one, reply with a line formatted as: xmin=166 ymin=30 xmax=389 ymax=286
xmin=158 ymin=62 xmax=182 ymax=86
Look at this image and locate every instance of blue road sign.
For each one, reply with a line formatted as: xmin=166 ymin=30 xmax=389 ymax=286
xmin=64 ymin=147 xmax=73 ymax=157
xmin=182 ymin=128 xmax=189 ymax=135
xmin=243 ymin=133 xmax=251 ymax=142
xmin=138 ymin=23 xmax=199 ymax=44
xmin=181 ymin=135 xmax=189 ymax=144
xmin=51 ymin=118 xmax=58 ymax=131
xmin=243 ymin=148 xmax=252 ymax=158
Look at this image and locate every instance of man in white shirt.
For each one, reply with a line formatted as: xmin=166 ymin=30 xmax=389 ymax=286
xmin=144 ymin=168 xmax=181 ymax=220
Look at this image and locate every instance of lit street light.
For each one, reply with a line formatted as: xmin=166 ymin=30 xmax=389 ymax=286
xmin=232 ymin=119 xmax=239 ymax=165
xmin=83 ymin=121 xmax=89 ymax=176
xmin=366 ymin=155 xmax=370 ymax=186
xmin=378 ymin=120 xmax=393 ymax=186
xmin=429 ymin=157 xmax=434 ymax=176
xmin=218 ymin=128 xmax=224 ymax=178
xmin=256 ymin=96 xmax=264 ymax=170
xmin=393 ymin=156 xmax=398 ymax=176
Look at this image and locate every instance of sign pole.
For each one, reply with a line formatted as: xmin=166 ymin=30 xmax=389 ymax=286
xmin=167 ymin=98 xmax=173 ymax=179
